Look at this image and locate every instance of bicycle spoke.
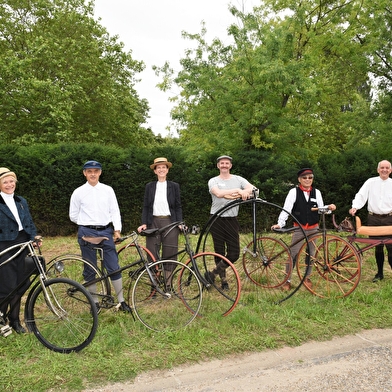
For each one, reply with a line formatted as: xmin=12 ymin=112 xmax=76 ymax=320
xmin=25 ymin=277 xmax=98 ymax=353
xmin=132 ymin=260 xmax=202 ymax=331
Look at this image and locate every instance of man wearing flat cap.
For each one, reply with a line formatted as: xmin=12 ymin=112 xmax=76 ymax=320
xmin=69 ymin=160 xmax=131 ymax=312
xmin=206 ymin=155 xmax=255 ymax=289
xmin=271 ymin=168 xmax=336 ymax=290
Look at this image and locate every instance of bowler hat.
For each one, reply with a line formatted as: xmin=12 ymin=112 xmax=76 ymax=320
xmin=297 ymin=168 xmax=313 ymax=177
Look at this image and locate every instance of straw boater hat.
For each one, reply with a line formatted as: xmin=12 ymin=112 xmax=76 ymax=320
xmin=0 ymin=167 xmax=17 ymax=182
xmin=150 ymin=157 xmax=172 ymax=170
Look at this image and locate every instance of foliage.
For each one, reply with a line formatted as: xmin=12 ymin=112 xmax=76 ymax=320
xmin=0 ymin=0 xmax=153 ymax=147
xmin=155 ymin=0 xmax=392 ymax=162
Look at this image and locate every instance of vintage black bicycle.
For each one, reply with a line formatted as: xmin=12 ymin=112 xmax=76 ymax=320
xmin=46 ymin=230 xmax=203 ymax=331
xmin=0 ymin=238 xmax=98 ymax=353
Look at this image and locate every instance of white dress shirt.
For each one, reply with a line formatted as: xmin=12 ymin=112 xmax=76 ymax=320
xmin=352 ymin=176 xmax=392 ymax=214
xmin=69 ymin=182 xmax=122 ymax=231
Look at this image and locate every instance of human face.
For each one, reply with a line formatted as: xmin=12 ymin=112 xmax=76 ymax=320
xmin=377 ymin=160 xmax=392 ymax=180
xmin=154 ymin=164 xmax=169 ymax=181
xmin=217 ymin=159 xmax=232 ymax=173
xmin=83 ymin=168 xmax=102 ymax=186
xmin=0 ymin=176 xmax=17 ymax=194
xmin=298 ymin=174 xmax=314 ymax=190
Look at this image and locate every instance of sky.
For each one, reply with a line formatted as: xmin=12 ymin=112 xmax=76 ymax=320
xmin=93 ymin=0 xmax=258 ymax=136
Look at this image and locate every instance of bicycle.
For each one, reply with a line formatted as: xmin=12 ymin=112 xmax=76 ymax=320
xmin=124 ymin=221 xmax=241 ymax=317
xmin=335 ymin=214 xmax=392 ymax=279
xmin=0 ymin=238 xmax=98 ymax=353
xmin=196 ymin=190 xmax=311 ymax=304
xmin=46 ymin=230 xmax=203 ymax=331
xmin=274 ymin=207 xmax=362 ymax=298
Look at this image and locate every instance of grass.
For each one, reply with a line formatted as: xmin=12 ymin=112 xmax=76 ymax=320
xmin=1 ymin=235 xmax=392 ymax=391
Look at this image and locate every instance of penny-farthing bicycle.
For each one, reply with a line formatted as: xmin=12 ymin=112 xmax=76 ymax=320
xmin=196 ymin=191 xmax=311 ymax=305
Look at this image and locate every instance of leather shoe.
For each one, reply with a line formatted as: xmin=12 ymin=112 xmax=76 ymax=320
xmin=119 ymin=301 xmax=132 ymax=313
xmin=372 ymin=274 xmax=384 ymax=283
xmin=10 ymin=321 xmax=26 ymax=334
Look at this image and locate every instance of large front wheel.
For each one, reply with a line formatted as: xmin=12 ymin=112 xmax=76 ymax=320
xmin=132 ymin=260 xmax=202 ymax=331
xmin=25 ymin=277 xmax=98 ymax=353
xmin=296 ymin=234 xmax=361 ymax=298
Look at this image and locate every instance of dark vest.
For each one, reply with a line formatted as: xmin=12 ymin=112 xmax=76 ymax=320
xmin=292 ymin=187 xmax=319 ymax=226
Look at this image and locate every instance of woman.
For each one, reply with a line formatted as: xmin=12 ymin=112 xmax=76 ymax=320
xmin=0 ymin=167 xmax=39 ymax=333
xmin=137 ymin=158 xmax=182 ymax=286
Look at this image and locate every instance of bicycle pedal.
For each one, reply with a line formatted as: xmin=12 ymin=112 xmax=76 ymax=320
xmin=1 ymin=325 xmax=12 ymax=337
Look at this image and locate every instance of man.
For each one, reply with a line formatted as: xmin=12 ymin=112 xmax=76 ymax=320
xmin=207 ymin=155 xmax=255 ymax=288
xmin=349 ymin=160 xmax=392 ymax=282
xmin=271 ymin=168 xmax=336 ymax=290
xmin=69 ymin=160 xmax=131 ymax=312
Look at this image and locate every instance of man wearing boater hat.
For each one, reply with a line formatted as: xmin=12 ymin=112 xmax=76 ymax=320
xmin=271 ymin=168 xmax=336 ymax=290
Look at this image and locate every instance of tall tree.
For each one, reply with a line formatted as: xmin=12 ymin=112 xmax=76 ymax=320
xmin=0 ymin=0 xmax=153 ymax=146
xmin=156 ymin=0 xmax=373 ymax=161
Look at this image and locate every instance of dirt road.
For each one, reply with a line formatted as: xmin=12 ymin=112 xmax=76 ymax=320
xmin=84 ymin=328 xmax=392 ymax=391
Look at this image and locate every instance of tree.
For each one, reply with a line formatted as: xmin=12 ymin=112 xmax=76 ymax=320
xmin=156 ymin=1 xmax=373 ymax=161
xmin=0 ymin=0 xmax=154 ymax=146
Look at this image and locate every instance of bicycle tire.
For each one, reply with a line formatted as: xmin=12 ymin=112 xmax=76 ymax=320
xmin=25 ymin=277 xmax=98 ymax=353
xmin=132 ymin=260 xmax=202 ymax=331
xmin=118 ymin=242 xmax=156 ymax=299
xmin=182 ymin=252 xmax=241 ymax=317
xmin=242 ymin=236 xmax=292 ymax=288
xmin=197 ymin=198 xmax=310 ymax=304
xmin=296 ymin=234 xmax=361 ymax=298
xmin=46 ymin=254 xmax=109 ymax=308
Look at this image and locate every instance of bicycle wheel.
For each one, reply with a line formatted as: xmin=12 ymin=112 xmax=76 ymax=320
xmin=243 ymin=236 xmax=292 ymax=288
xmin=184 ymin=252 xmax=241 ymax=317
xmin=46 ymin=254 xmax=108 ymax=307
xmin=296 ymin=234 xmax=361 ymax=298
xmin=132 ymin=260 xmax=202 ymax=331
xmin=118 ymin=242 xmax=156 ymax=299
xmin=197 ymin=198 xmax=309 ymax=304
xmin=25 ymin=277 xmax=98 ymax=353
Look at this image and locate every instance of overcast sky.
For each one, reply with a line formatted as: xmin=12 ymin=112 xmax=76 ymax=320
xmin=93 ymin=0 xmax=258 ymax=136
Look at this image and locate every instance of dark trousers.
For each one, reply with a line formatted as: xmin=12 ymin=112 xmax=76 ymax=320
xmin=77 ymin=226 xmax=121 ymax=281
xmin=210 ymin=216 xmax=240 ymax=266
xmin=0 ymin=230 xmax=30 ymax=323
xmin=368 ymin=214 xmax=392 ymax=276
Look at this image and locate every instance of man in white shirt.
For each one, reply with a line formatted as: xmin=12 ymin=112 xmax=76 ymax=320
xmin=349 ymin=160 xmax=392 ymax=282
xmin=69 ymin=160 xmax=131 ymax=312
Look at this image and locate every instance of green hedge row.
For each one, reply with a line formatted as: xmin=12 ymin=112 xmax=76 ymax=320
xmin=0 ymin=143 xmax=384 ymax=236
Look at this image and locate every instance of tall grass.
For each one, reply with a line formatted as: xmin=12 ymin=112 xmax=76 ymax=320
xmin=1 ymin=236 xmax=391 ymax=391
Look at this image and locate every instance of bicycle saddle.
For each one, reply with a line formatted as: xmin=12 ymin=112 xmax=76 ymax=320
xmin=82 ymin=236 xmax=109 ymax=245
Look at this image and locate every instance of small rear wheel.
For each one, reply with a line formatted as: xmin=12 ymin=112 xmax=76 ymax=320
xmin=185 ymin=252 xmax=241 ymax=317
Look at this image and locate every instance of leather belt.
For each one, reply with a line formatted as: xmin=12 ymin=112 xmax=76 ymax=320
xmin=154 ymin=216 xmax=170 ymax=218
xmin=368 ymin=212 xmax=392 ymax=217
xmin=80 ymin=224 xmax=110 ymax=230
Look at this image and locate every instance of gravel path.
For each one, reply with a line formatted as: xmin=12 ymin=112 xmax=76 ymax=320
xmin=84 ymin=328 xmax=392 ymax=391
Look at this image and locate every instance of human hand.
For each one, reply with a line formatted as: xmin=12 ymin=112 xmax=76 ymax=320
xmin=349 ymin=208 xmax=357 ymax=216
xmin=137 ymin=224 xmax=146 ymax=233
xmin=328 ymin=204 xmax=337 ymax=211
